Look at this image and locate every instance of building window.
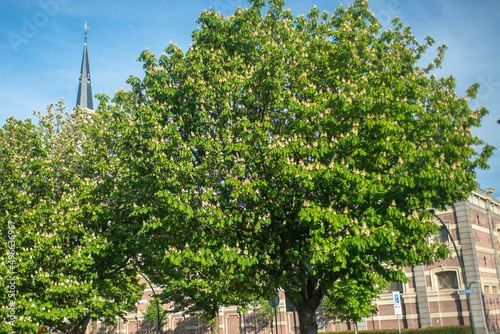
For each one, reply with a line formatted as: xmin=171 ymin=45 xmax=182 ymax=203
xmin=436 ymin=271 xmax=458 ymax=290
xmin=431 ymin=224 xmax=450 ymax=245
xmin=384 ymin=281 xmax=404 ymax=293
xmin=485 ymin=286 xmax=490 ymax=293
xmin=493 ymin=286 xmax=498 ymax=294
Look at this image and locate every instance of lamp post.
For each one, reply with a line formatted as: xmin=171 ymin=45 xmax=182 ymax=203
xmin=467 ymin=280 xmax=481 ymax=334
xmin=430 ymin=211 xmax=480 ymax=334
xmin=139 ymin=273 xmax=169 ymax=334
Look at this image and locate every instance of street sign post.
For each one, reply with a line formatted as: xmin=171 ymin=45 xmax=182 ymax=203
xmin=458 ymin=289 xmax=474 ymax=294
xmin=392 ymin=291 xmax=402 ymax=315
xmin=393 ymin=291 xmax=402 ymax=334
xmin=268 ymin=296 xmax=280 ymax=334
xmin=268 ymin=296 xmax=280 ymax=308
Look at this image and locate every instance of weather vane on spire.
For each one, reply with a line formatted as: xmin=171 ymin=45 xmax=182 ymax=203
xmin=84 ymin=21 xmax=90 ymax=38
xmin=83 ymin=21 xmax=90 ymax=42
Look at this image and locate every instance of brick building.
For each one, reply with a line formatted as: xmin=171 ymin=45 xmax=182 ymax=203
xmin=332 ymin=188 xmax=500 ymax=334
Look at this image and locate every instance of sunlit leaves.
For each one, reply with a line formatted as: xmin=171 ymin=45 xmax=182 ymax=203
xmin=323 ymin=272 xmax=386 ymax=325
xmin=92 ymin=0 xmax=493 ymax=333
xmin=0 ymin=102 xmax=143 ymax=334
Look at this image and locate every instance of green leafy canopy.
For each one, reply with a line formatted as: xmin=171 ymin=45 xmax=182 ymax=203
xmin=87 ymin=0 xmax=494 ymax=333
xmin=0 ymin=102 xmax=144 ymax=334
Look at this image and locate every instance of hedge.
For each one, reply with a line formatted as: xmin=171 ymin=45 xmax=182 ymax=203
xmin=323 ymin=326 xmax=472 ymax=334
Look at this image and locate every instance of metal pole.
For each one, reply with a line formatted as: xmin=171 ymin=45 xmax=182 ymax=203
xmin=431 ymin=211 xmax=467 ymax=285
xmin=274 ymin=307 xmax=278 ymax=334
xmin=397 ymin=314 xmax=401 ymax=334
xmin=293 ymin=310 xmax=297 ymax=334
xmin=431 ymin=211 xmax=475 ymax=334
xmin=466 ymin=281 xmax=482 ymax=334
xmin=243 ymin=313 xmax=247 ymax=334
xmin=139 ymin=272 xmax=169 ymax=334
xmin=278 ymin=305 xmax=282 ymax=334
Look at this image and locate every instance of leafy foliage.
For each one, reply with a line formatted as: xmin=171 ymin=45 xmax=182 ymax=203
xmin=143 ymin=298 xmax=167 ymax=326
xmin=322 ymin=272 xmax=386 ymax=330
xmin=255 ymin=299 xmax=274 ymax=328
xmin=88 ymin=0 xmax=493 ymax=333
xmin=0 ymin=101 xmax=144 ymax=333
xmin=323 ymin=325 xmax=472 ymax=334
xmin=151 ymin=258 xmax=262 ymax=323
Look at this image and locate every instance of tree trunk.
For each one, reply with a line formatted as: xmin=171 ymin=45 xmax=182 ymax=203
xmin=296 ymin=304 xmax=318 ymax=334
xmin=212 ymin=315 xmax=219 ymax=334
xmin=211 ymin=304 xmax=220 ymax=334
xmin=67 ymin=316 xmax=91 ymax=334
xmin=290 ymin=283 xmax=325 ymax=334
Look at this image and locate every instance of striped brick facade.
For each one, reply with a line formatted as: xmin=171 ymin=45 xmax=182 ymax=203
xmin=342 ymin=189 xmax=500 ymax=334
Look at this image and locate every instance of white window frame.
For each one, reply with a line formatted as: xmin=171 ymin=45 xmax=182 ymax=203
xmin=430 ymin=267 xmax=463 ymax=291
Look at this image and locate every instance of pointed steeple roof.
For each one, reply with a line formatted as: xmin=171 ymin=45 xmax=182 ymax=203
xmin=76 ymin=24 xmax=93 ymax=110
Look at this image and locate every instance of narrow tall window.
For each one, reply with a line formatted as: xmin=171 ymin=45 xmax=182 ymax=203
xmin=432 ymin=224 xmax=450 ymax=244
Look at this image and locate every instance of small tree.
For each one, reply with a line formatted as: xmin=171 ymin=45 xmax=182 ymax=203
xmin=323 ymin=272 xmax=386 ymax=334
xmin=143 ymin=253 xmax=264 ymax=334
xmin=142 ymin=299 xmax=167 ymax=332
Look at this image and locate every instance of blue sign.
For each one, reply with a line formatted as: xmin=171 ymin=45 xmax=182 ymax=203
xmin=458 ymin=289 xmax=474 ymax=294
xmin=392 ymin=291 xmax=402 ymax=315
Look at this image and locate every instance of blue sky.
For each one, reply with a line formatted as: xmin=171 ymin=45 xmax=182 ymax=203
xmin=1 ymin=0 xmax=499 ymax=198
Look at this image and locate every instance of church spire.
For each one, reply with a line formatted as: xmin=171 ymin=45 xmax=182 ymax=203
xmin=76 ymin=22 xmax=93 ymax=110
